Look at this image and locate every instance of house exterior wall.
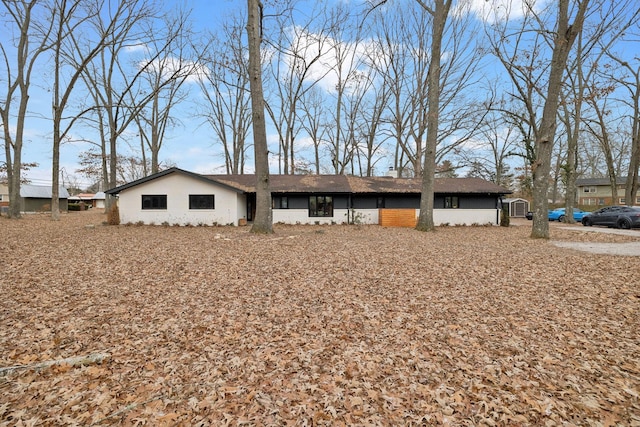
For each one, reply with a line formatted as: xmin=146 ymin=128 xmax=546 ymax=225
xmin=117 ymin=173 xmax=241 ymax=226
xmin=20 ymin=198 xmax=68 ymax=212
xmin=273 ymin=208 xmax=351 ymax=224
xmin=0 ymin=184 xmax=8 ymax=207
xmin=272 ymin=207 xmax=499 ymax=226
xmin=432 ymin=208 xmax=499 ymax=225
xmin=271 ymin=194 xmax=501 ymax=226
xmin=378 ymin=208 xmax=499 ymax=226
xmin=577 ymin=183 xmax=640 ymax=206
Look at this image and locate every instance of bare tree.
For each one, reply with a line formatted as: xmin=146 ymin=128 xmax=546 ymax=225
xmin=370 ymin=4 xmax=430 ymax=177
xmin=134 ymin=10 xmax=198 ymax=176
xmin=264 ymin=5 xmax=330 ymax=174
xmin=353 ymin=52 xmax=392 ymax=176
xmin=583 ymin=91 xmax=628 ymax=204
xmin=247 ymin=0 xmax=272 ymax=233
xmin=78 ymin=0 xmax=184 ymax=200
xmin=47 ymin=0 xmax=134 ymax=220
xmin=299 ymin=86 xmax=329 ymax=174
xmin=0 ymin=0 xmax=54 ymax=219
xmin=557 ymin=0 xmax=639 ymax=222
xmin=319 ymin=4 xmax=370 ymax=175
xmin=416 ymin=0 xmax=452 ymax=232
xmin=489 ymin=0 xmax=589 ymax=238
xmin=461 ymin=101 xmax=518 ymax=189
xmin=606 ymin=50 xmax=640 ymax=206
xmin=197 ymin=17 xmax=252 ymax=175
xmin=530 ymin=1 xmax=589 ymax=238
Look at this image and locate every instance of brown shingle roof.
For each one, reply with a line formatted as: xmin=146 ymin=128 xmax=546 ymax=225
xmin=207 ymin=174 xmax=510 ymax=195
xmin=107 ymin=168 xmax=511 ymax=195
xmin=206 ymin=174 xmax=353 ymax=193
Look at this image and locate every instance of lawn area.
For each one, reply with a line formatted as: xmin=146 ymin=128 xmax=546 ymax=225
xmin=1 ymin=210 xmax=639 ymax=426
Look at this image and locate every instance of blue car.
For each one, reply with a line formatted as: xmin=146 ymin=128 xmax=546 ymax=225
xmin=548 ymin=207 xmax=588 ymax=222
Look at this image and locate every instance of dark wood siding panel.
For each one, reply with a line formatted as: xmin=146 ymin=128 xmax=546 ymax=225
xmin=282 ymin=194 xmax=350 ymax=210
xmin=352 ymin=196 xmax=378 ymax=209
xmin=462 ymin=195 xmax=497 ymax=209
xmin=436 ymin=194 xmax=498 ymax=209
xmin=334 ymin=196 xmax=349 ymax=209
xmin=384 ymin=195 xmax=420 ymax=209
xmin=286 ymin=196 xmax=309 ymax=209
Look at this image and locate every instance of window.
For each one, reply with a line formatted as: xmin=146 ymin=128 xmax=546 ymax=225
xmin=444 ymin=196 xmax=459 ymax=209
xmin=620 ymin=198 xmax=626 ymax=205
xmin=189 ymin=194 xmax=214 ymax=209
xmin=598 ymin=198 xmax=605 ymax=205
xmin=583 ymin=186 xmax=596 ymax=193
xmin=309 ymin=195 xmax=333 ymax=217
xmin=142 ymin=195 xmax=167 ymax=209
xmin=272 ymin=196 xmax=288 ymax=209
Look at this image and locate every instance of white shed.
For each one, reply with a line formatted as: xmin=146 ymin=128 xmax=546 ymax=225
xmin=503 ymin=198 xmax=530 ymax=218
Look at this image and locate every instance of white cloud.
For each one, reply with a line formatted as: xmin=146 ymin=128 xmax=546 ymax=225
xmin=124 ymin=42 xmax=148 ymax=54
xmin=141 ymin=56 xmax=210 ymax=84
xmin=465 ymin=0 xmax=547 ymax=24
xmin=281 ymin=26 xmax=379 ymax=95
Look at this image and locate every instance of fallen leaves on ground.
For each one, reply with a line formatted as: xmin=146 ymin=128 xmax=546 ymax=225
xmin=1 ymin=211 xmax=639 ymax=426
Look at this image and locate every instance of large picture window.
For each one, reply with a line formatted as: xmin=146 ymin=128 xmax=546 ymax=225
xmin=189 ymin=194 xmax=215 ymax=209
xmin=142 ymin=195 xmax=167 ymax=210
xmin=272 ymin=196 xmax=288 ymax=209
xmin=309 ymin=195 xmax=333 ymax=217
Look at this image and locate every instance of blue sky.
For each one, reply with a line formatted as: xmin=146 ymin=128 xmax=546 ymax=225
xmin=3 ymin=0 xmax=532 ymax=188
xmin=2 ymin=0 xmax=637 ymax=189
xmin=3 ymin=0 xmax=242 ymax=187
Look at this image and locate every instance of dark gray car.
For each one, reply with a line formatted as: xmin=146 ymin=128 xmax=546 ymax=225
xmin=581 ymin=206 xmax=640 ymax=229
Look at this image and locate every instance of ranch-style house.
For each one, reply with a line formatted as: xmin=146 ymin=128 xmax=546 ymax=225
xmin=105 ymin=167 xmax=512 ymax=227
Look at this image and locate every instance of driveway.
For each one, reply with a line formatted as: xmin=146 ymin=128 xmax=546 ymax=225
xmin=554 ymin=225 xmax=640 ymax=256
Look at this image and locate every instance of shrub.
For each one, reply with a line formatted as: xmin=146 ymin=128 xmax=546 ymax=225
xmin=107 ymin=203 xmax=120 ymax=225
xmin=500 ymin=205 xmax=510 ymax=227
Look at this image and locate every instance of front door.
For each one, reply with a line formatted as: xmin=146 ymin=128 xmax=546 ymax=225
xmin=246 ymin=194 xmax=256 ymax=221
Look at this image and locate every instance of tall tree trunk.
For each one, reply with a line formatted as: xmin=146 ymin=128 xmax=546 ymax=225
xmin=625 ymin=86 xmax=640 ymax=205
xmin=416 ymin=0 xmax=451 ymax=232
xmin=531 ymin=0 xmax=589 ymax=239
xmin=247 ymin=0 xmax=272 ymax=233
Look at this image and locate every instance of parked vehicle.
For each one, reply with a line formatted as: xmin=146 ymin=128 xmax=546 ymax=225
xmin=548 ymin=207 xmax=588 ymax=222
xmin=581 ymin=206 xmax=640 ymax=229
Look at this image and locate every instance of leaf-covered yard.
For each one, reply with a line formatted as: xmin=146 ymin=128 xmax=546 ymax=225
xmin=1 ymin=211 xmax=639 ymax=426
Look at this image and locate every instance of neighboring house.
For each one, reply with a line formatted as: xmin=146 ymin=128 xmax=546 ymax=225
xmin=576 ymin=177 xmax=640 ymax=206
xmin=68 ymin=193 xmax=95 ymax=207
xmin=106 ymin=167 xmax=511 ymax=227
xmin=93 ymin=192 xmax=106 ymax=209
xmin=67 ymin=192 xmax=106 ymax=209
xmin=0 ymin=184 xmax=8 ymax=215
xmin=503 ymin=198 xmax=529 ymax=218
xmin=19 ymin=184 xmax=70 ymax=213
